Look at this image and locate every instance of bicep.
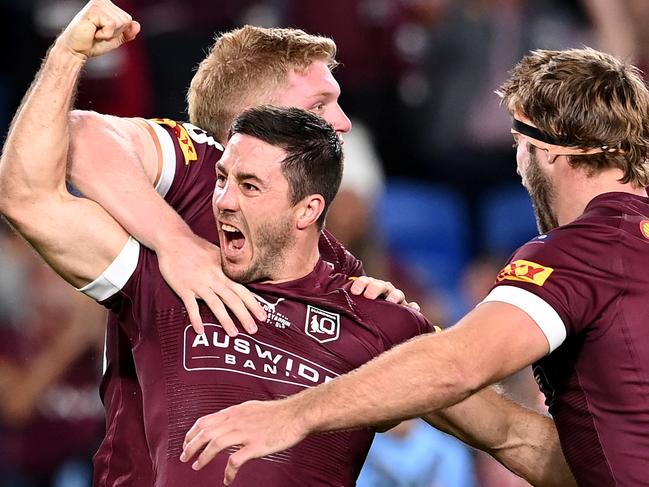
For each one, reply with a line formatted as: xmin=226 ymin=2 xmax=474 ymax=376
xmin=447 ymin=301 xmax=550 ymax=387
xmin=7 ymin=191 xmax=130 ymax=289
xmin=68 ymin=111 xmax=161 ymax=187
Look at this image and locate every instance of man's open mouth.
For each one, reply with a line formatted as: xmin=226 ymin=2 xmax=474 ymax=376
xmin=221 ymin=222 xmax=246 ymax=251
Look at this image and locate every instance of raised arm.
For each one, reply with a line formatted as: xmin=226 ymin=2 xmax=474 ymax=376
xmin=0 ymin=0 xmax=137 ymax=286
xmin=66 ymin=108 xmax=264 ymax=334
xmin=57 ymin=2 xmax=265 ymax=334
xmin=424 ymin=387 xmax=575 ymax=487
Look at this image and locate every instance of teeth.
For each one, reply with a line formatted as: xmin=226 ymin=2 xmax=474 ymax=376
xmin=222 ymin=224 xmax=240 ymax=233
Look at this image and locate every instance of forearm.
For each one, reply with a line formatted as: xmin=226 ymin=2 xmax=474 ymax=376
xmin=425 ymin=388 xmax=575 ymax=487
xmin=289 ymin=304 xmax=547 ymax=436
xmin=293 ymin=332 xmax=478 ymax=433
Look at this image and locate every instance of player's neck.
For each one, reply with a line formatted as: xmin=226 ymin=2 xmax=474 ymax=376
xmin=555 ymin=167 xmax=646 ymax=225
xmin=262 ymin=235 xmax=321 ymax=284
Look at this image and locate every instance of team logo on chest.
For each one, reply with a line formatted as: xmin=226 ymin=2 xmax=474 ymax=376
xmin=305 ymin=305 xmax=340 ymax=344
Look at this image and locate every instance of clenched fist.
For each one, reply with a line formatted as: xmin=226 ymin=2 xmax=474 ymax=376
xmin=58 ymin=0 xmax=140 ymax=59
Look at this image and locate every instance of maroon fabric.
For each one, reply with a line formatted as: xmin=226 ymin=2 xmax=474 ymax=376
xmin=93 ymin=121 xmax=371 ymax=486
xmin=492 ymin=191 xmax=649 ymax=486
xmin=106 ymin=252 xmax=429 ymax=487
xmin=0 ymin=327 xmax=103 ymax=476
xmin=93 ymin=315 xmax=152 ymax=487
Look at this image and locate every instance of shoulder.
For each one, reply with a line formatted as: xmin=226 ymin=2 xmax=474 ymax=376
xmin=508 ymin=218 xmax=619 ymax=275
xmin=342 ymin=284 xmax=434 ymax=346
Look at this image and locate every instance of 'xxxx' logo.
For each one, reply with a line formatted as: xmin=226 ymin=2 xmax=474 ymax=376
xmin=496 ymin=259 xmax=554 ymax=286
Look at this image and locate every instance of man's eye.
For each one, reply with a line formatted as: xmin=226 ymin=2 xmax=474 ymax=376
xmin=311 ymin=102 xmax=325 ymax=112
xmin=216 ymin=174 xmax=226 ymax=187
xmin=242 ymin=182 xmax=258 ymax=192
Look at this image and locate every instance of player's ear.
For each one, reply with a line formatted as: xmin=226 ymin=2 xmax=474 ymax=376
xmin=295 ymin=194 xmax=325 ymax=230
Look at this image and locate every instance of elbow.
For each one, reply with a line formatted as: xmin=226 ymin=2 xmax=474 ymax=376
xmin=0 ymin=185 xmax=32 ymax=224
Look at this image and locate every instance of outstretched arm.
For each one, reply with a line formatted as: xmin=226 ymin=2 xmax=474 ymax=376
xmin=180 ymin=301 xmax=551 ymax=484
xmin=424 ymin=387 xmax=575 ymax=487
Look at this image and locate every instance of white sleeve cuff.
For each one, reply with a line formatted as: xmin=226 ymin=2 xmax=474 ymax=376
xmin=144 ymin=120 xmax=176 ymax=198
xmin=480 ymin=286 xmax=567 ymax=352
xmin=77 ymin=237 xmax=140 ymax=301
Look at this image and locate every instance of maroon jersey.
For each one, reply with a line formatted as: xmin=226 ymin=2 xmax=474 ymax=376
xmin=89 ymin=247 xmax=429 ymax=486
xmin=483 ymin=192 xmax=649 ymax=486
xmin=91 ymin=120 xmax=366 ymax=486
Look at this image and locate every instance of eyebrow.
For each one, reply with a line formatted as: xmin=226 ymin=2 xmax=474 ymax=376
xmin=236 ymin=171 xmax=264 ymax=185
xmin=216 ymin=161 xmax=264 ymax=185
xmin=318 ymin=89 xmax=339 ymax=99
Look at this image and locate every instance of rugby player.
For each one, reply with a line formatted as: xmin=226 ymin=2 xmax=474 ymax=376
xmin=181 ymin=47 xmax=649 ymax=487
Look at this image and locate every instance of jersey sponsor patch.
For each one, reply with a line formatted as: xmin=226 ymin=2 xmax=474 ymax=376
xmin=304 ymin=305 xmax=340 ymax=344
xmin=496 ymin=259 xmax=554 ymax=286
xmin=184 ymin=324 xmax=338 ymax=388
xmin=150 ymin=118 xmax=198 ymax=165
xmin=640 ymin=220 xmax=649 ymax=240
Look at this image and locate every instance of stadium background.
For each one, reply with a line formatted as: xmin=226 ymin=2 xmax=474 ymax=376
xmin=0 ymin=1 xmax=645 ymax=485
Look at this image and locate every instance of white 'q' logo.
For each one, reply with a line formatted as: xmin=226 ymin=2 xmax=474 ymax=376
xmin=305 ymin=305 xmax=340 ymax=344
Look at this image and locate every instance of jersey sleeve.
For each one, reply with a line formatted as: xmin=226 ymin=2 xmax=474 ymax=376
xmin=76 ymin=237 xmax=163 ymax=344
xmin=144 ymin=119 xmax=222 ymax=240
xmin=77 ymin=237 xmax=141 ymax=302
xmin=318 ymin=229 xmax=365 ymax=277
xmin=481 ymin=223 xmax=622 ymax=351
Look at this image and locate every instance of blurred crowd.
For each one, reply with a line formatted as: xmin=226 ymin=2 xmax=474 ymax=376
xmin=1 ymin=0 xmax=648 ymax=485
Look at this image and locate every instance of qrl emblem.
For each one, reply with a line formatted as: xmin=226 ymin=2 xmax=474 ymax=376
xmin=305 ymin=306 xmax=340 ymax=344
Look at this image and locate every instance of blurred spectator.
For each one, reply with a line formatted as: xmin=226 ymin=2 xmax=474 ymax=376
xmin=582 ymin=0 xmax=649 ymax=72
xmin=327 ymin=119 xmax=448 ymax=325
xmin=0 ymin=231 xmax=105 ymax=487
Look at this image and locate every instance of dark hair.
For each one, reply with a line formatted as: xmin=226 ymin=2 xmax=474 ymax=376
xmin=230 ymin=106 xmax=344 ymax=228
xmin=498 ymin=47 xmax=649 ymax=186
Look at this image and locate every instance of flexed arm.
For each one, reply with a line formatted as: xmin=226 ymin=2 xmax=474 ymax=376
xmin=0 ymin=0 xmax=139 ymax=285
xmin=66 ymin=109 xmax=265 ymax=334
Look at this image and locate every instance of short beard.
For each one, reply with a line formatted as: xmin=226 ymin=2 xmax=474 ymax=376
xmin=223 ymin=216 xmax=295 ymax=284
xmin=527 ymin=147 xmax=559 ymax=234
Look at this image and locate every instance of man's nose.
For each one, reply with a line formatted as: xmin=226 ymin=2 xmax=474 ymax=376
xmin=214 ymin=182 xmax=239 ymax=212
xmin=333 ymin=105 xmax=352 ymax=135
